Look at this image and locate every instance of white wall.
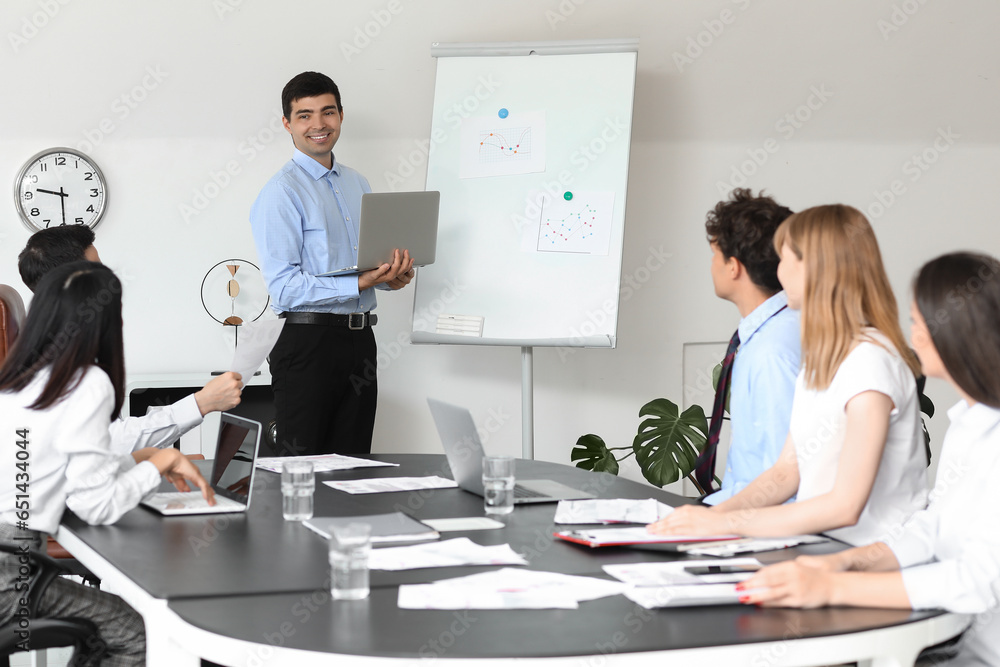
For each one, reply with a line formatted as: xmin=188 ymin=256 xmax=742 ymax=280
xmin=1 ymin=0 xmax=997 ymax=490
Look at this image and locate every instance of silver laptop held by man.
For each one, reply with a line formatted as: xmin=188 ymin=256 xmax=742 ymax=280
xmin=428 ymin=398 xmax=595 ymax=504
xmin=141 ymin=413 xmax=262 ymax=516
xmin=319 ymin=190 xmax=440 ymax=276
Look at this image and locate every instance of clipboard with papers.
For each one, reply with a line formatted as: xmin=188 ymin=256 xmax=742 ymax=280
xmin=554 ymin=526 xmax=741 ymax=549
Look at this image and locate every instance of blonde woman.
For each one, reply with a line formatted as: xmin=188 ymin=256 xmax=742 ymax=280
xmin=650 ymin=204 xmax=927 ymax=546
xmin=739 ymin=252 xmax=1000 ymax=666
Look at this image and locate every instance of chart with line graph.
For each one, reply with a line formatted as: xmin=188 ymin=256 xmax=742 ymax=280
xmin=478 ymin=126 xmax=533 ymax=162
xmin=459 ymin=110 xmax=546 ymax=179
xmin=534 ymin=191 xmax=615 ymax=255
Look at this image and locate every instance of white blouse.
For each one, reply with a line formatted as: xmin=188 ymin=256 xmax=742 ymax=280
xmin=789 ymin=330 xmax=928 ymax=546
xmin=0 ymin=366 xmax=161 ymax=534
xmin=890 ymin=400 xmax=1000 ymax=667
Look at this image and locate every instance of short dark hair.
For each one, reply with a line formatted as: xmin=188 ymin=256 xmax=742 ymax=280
xmin=18 ymin=225 xmax=96 ymax=292
xmin=282 ymin=71 xmax=341 ymax=120
xmin=914 ymin=252 xmax=1000 ymax=408
xmin=705 ymin=188 xmax=793 ymax=294
xmin=0 ymin=261 xmax=125 ymax=418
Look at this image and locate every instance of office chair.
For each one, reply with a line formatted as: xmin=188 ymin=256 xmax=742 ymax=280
xmin=0 ymin=284 xmax=26 ymax=364
xmin=0 ymin=543 xmax=106 ymax=665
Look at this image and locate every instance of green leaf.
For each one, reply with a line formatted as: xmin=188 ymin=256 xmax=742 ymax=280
xmin=571 ymin=434 xmax=620 ymax=475
xmin=631 ymin=399 xmax=709 ymax=487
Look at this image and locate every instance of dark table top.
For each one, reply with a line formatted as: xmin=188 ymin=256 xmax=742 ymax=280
xmin=64 ymin=453 xmax=944 ymax=659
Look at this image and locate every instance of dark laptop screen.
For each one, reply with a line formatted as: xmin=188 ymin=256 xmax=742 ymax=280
xmin=211 ymin=415 xmax=260 ymax=503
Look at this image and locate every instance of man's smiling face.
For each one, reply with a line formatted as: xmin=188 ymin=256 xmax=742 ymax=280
xmin=282 ymin=93 xmax=343 ymax=167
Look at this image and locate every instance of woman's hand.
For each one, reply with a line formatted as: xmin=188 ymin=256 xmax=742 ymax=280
xmin=647 ymin=505 xmax=732 ymax=536
xmin=148 ymin=449 xmax=216 ymax=505
xmin=736 ymin=560 xmax=834 ymax=608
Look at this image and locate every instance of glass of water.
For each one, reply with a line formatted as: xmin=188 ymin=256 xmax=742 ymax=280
xmin=281 ymin=460 xmax=315 ymax=521
xmin=329 ymin=522 xmax=371 ymax=600
xmin=482 ymin=455 xmax=515 ymax=515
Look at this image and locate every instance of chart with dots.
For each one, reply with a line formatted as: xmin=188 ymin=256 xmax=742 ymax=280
xmin=530 ymin=191 xmax=615 ymax=255
xmin=459 ymin=110 xmax=546 ymax=179
xmin=478 ymin=126 xmax=532 ymax=163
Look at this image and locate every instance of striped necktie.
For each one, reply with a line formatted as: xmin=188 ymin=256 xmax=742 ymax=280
xmin=694 ymin=329 xmax=740 ymax=494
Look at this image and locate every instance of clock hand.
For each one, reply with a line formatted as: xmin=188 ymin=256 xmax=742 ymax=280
xmin=59 ymin=186 xmax=66 ymax=224
xmin=37 ymin=188 xmax=69 ymax=197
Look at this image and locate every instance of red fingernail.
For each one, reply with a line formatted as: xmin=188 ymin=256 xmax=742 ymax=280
xmin=735 ymin=583 xmax=745 ymax=591
xmin=738 ymin=596 xmax=750 ymax=603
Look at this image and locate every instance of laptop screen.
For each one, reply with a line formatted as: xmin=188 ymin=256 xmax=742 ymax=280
xmin=210 ymin=414 xmax=260 ymax=504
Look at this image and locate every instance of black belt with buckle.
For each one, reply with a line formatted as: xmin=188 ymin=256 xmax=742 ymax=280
xmin=278 ymin=312 xmax=377 ymax=329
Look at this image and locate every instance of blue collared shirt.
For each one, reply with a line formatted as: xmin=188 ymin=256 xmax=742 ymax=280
xmin=704 ymin=291 xmax=801 ymax=505
xmin=250 ymin=148 xmax=376 ymax=314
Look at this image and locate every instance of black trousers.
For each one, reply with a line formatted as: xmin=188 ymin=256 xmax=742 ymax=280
xmin=269 ymin=322 xmax=378 ymax=456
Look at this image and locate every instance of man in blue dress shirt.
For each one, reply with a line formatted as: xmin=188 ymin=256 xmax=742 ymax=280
xmin=701 ymin=189 xmax=800 ymax=505
xmin=250 ymin=72 xmax=413 ymax=456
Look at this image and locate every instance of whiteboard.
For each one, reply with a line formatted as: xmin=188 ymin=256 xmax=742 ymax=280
xmin=410 ymin=40 xmax=637 ymax=348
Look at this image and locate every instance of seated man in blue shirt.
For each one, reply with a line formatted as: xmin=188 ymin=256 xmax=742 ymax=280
xmin=250 ymin=71 xmax=413 ymax=457
xmin=702 ymin=189 xmax=800 ymax=505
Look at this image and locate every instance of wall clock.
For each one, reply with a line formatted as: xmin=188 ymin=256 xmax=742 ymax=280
xmin=13 ymin=148 xmax=108 ymax=232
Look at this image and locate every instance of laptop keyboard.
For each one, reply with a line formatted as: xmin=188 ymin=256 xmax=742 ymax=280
xmin=513 ymin=485 xmax=547 ymax=499
xmin=153 ymin=492 xmax=243 ymax=509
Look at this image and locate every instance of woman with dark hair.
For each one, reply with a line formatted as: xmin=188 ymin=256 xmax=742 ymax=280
xmin=0 ymin=261 xmax=215 ymax=665
xmin=738 ymin=251 xmax=1000 ymax=666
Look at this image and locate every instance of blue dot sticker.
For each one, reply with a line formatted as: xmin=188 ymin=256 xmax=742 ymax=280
xmin=563 ymin=191 xmax=573 ymax=201
xmin=498 ymin=108 xmax=509 ymax=119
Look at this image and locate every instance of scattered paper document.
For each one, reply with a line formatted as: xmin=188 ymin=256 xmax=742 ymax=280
xmin=555 ymin=526 xmax=740 ymax=548
xmin=682 ymin=535 xmax=829 ymax=557
xmin=397 ymin=567 xmax=627 ymax=610
xmin=368 ymin=537 xmax=526 ymax=571
xmin=422 ymin=517 xmax=505 ymax=532
xmin=439 ymin=568 xmax=628 ymax=602
xmin=624 ymin=583 xmax=761 ymax=609
xmin=554 ymin=498 xmax=674 ymax=525
xmin=603 ymin=558 xmax=762 ymax=587
xmin=323 ymin=476 xmax=457 ymax=495
xmin=255 ymin=453 xmax=398 ymax=474
xmin=229 ymin=319 xmax=285 ymax=383
xmin=399 ymin=584 xmax=576 ymax=610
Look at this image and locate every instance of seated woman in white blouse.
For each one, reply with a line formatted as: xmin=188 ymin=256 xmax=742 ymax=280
xmin=650 ymin=204 xmax=928 ymax=546
xmin=0 ymin=261 xmax=215 ymax=665
xmin=739 ymin=251 xmax=1000 ymax=666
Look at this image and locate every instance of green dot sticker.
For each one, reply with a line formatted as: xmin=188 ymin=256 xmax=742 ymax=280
xmin=563 ymin=191 xmax=573 ymax=201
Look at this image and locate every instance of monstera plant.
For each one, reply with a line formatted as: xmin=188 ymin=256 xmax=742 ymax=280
xmin=572 ymin=398 xmax=718 ymax=495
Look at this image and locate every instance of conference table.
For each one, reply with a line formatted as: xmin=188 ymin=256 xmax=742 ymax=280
xmin=55 ymin=454 xmax=968 ymax=666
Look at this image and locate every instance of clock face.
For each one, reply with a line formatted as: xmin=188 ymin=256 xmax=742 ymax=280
xmin=14 ymin=148 xmax=108 ymax=232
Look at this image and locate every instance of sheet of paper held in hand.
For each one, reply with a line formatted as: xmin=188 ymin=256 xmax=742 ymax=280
xmin=255 ymin=454 xmax=399 ymax=474
xmin=229 ymin=319 xmax=285 ymax=383
xmin=623 ymin=583 xmax=766 ymax=609
xmin=322 ymin=476 xmax=457 ymax=494
xmin=368 ymin=538 xmax=527 ymax=571
xmin=553 ymin=498 xmax=674 ymax=524
xmin=397 ymin=567 xmax=628 ymax=610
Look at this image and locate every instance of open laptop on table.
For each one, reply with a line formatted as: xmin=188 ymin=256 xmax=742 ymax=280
xmin=428 ymin=398 xmax=595 ymax=504
xmin=318 ymin=190 xmax=440 ymax=276
xmin=141 ymin=413 xmax=262 ymax=516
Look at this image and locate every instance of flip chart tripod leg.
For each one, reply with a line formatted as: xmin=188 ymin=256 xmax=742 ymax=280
xmin=521 ymin=346 xmax=534 ymax=460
